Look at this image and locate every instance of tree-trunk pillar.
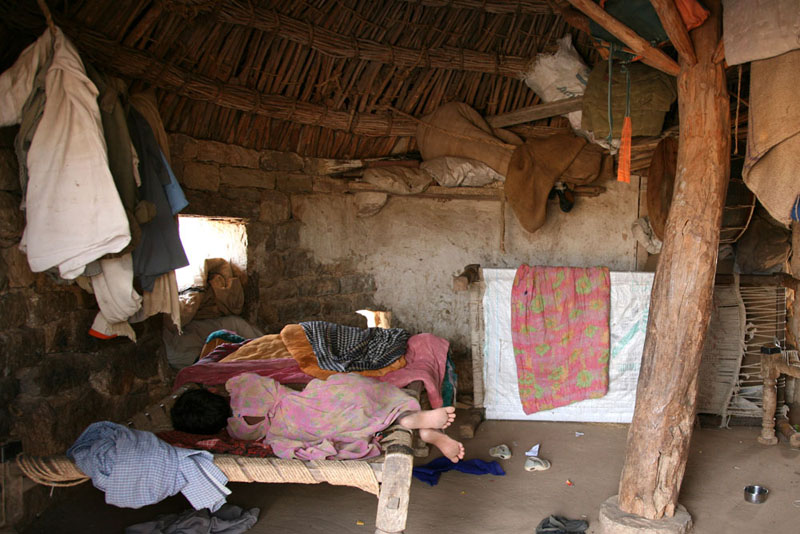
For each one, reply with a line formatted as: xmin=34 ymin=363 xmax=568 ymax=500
xmin=617 ymin=0 xmax=729 ymax=519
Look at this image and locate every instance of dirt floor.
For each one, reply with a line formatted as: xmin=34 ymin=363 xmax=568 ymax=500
xmin=20 ymin=416 xmax=800 ymax=534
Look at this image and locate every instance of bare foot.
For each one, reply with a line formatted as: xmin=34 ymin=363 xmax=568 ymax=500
xmin=398 ymin=406 xmax=456 ymax=430
xmin=419 ymin=428 xmax=465 ymax=463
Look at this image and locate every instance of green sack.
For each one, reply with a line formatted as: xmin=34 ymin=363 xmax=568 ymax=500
xmin=581 ymin=60 xmax=677 ymax=139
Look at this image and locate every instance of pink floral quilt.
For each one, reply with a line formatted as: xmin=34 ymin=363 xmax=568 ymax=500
xmin=511 ymin=265 xmax=610 ymax=414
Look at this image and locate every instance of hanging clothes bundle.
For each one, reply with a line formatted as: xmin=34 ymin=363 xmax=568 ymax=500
xmin=0 ymin=27 xmax=131 ymax=279
xmin=0 ymin=26 xmax=190 ymax=341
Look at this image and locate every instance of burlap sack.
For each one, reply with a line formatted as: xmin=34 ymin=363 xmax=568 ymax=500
xmin=743 ymin=49 xmax=800 ymax=226
xmin=416 ymin=102 xmax=522 ymax=176
xmin=505 ymin=134 xmax=612 ymax=233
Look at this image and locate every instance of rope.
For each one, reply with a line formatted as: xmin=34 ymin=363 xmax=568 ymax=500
xmin=16 ymin=455 xmax=89 ymax=488
xmin=16 ymin=453 xmax=381 ymax=495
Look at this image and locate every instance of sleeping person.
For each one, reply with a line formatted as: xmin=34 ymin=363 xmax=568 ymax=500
xmin=171 ymin=372 xmax=465 ymax=463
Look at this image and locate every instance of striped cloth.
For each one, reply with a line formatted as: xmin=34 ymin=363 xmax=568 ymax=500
xmin=67 ymin=421 xmax=230 ymax=511
xmin=300 ymin=321 xmax=409 ymax=372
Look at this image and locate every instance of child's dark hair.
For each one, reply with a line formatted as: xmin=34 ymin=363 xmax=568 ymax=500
xmin=170 ymin=388 xmax=232 ymax=435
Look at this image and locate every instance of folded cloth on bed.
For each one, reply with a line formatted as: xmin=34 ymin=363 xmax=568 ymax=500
xmin=173 ymin=333 xmax=451 ymax=408
xmin=281 ymin=324 xmax=406 ymax=379
xmin=226 ymin=373 xmax=420 ymax=460
xmin=300 ymin=321 xmax=410 ymax=372
xmin=218 ymin=333 xmax=293 ymax=363
xmin=174 ymin=358 xmax=311 ymax=391
xmin=67 ymin=421 xmax=230 ymax=511
xmin=156 ymin=430 xmax=273 ymax=458
xmin=511 ymin=265 xmax=610 ymax=414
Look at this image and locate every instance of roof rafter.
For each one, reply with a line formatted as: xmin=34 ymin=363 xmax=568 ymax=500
xmin=69 ymin=27 xmax=420 ymax=137
xmin=212 ymin=0 xmax=532 ymax=78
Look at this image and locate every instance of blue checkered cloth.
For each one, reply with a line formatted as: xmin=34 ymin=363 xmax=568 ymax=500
xmin=67 ymin=422 xmax=230 ymax=511
xmin=300 ymin=321 xmax=410 ymax=372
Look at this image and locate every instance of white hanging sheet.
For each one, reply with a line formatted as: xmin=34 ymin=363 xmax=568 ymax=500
xmin=482 ymin=269 xmax=654 ymax=422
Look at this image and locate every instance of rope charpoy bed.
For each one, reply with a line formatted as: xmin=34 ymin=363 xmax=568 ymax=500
xmin=14 ymin=382 xmax=423 ymax=534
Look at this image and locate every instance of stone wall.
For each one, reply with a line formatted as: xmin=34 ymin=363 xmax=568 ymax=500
xmin=169 ymin=134 xmax=381 ymax=333
xmin=170 ymin=134 xmax=642 ymax=398
xmin=0 ymin=127 xmax=173 ymax=463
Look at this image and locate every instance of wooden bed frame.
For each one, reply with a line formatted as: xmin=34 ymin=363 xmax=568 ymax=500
xmin=13 ymin=381 xmax=428 ymax=534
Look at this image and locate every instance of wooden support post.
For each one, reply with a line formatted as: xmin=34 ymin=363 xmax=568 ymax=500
xmin=565 ymin=0 xmax=681 ymax=76
xmin=650 ymin=0 xmax=697 ymax=65
xmin=485 ymin=97 xmax=584 ymax=128
xmin=758 ymin=353 xmax=780 ymax=445
xmin=616 ymin=0 xmax=729 ymax=520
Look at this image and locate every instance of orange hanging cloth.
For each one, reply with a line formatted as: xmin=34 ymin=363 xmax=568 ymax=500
xmin=617 ymin=64 xmax=632 ymax=183
xmin=617 ymin=116 xmax=632 ymax=183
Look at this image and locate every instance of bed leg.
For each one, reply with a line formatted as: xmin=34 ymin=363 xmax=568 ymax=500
xmin=374 ymin=442 xmax=413 ymax=534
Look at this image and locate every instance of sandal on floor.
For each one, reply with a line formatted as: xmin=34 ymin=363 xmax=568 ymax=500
xmin=524 ymin=456 xmax=551 ymax=472
xmin=489 ymin=444 xmax=512 ymax=460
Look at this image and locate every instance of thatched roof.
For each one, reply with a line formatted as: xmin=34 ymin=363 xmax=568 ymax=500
xmin=0 ymin=0 xmax=610 ymax=160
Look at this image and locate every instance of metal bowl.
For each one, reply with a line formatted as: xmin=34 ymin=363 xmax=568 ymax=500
xmin=744 ymin=485 xmax=769 ymax=504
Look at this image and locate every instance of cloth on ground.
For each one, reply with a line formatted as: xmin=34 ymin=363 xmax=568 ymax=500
xmin=125 ymin=504 xmax=260 ymax=534
xmin=412 ymin=457 xmax=505 ymax=486
xmin=505 ymin=134 xmax=612 ymax=233
xmin=163 ymin=316 xmax=263 ymax=369
xmin=511 ymin=265 xmax=610 ymax=414
xmin=157 ymin=430 xmax=273 ymax=458
xmin=743 ymin=49 xmax=800 ymax=226
xmin=0 ymin=27 xmax=131 ymax=278
xmin=127 ymin=106 xmax=189 ymax=291
xmin=173 ymin=332 xmax=450 ymax=409
xmin=536 ymin=515 xmax=589 ymax=534
xmin=300 ymin=321 xmax=409 ymax=372
xmin=282 ymin=324 xmax=406 ymax=379
xmin=67 ymin=421 xmax=229 ymax=511
xmin=416 ymin=102 xmax=522 ymax=176
xmin=219 ymin=333 xmax=293 ymax=363
xmin=226 ymin=373 xmax=419 ymax=460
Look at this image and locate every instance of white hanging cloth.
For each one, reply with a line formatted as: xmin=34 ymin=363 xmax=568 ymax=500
xmin=0 ymin=27 xmax=130 ymax=279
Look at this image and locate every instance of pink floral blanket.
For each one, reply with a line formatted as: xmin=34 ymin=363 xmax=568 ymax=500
xmin=511 ymin=265 xmax=610 ymax=414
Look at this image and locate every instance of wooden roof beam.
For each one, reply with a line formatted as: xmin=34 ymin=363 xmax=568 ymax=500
xmin=68 ymin=28 xmax=419 ymax=137
xmin=215 ymin=0 xmax=531 ymax=78
xmin=401 ymin=0 xmax=553 ymax=14
xmin=564 ymin=0 xmax=680 ymax=76
xmin=650 ymin=0 xmax=697 ymax=65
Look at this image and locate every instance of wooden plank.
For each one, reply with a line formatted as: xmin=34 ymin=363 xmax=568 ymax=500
xmin=617 ymin=0 xmax=728 ymax=519
xmin=650 ymin=0 xmax=697 ymax=65
xmin=565 ymin=0 xmax=681 ymax=76
xmin=485 ymin=97 xmax=583 ymax=128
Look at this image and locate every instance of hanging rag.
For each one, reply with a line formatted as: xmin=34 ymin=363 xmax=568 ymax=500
xmin=510 ymin=265 xmax=611 ymax=414
xmin=412 ymin=457 xmax=505 ymax=486
xmin=742 ymin=49 xmax=800 ymax=226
